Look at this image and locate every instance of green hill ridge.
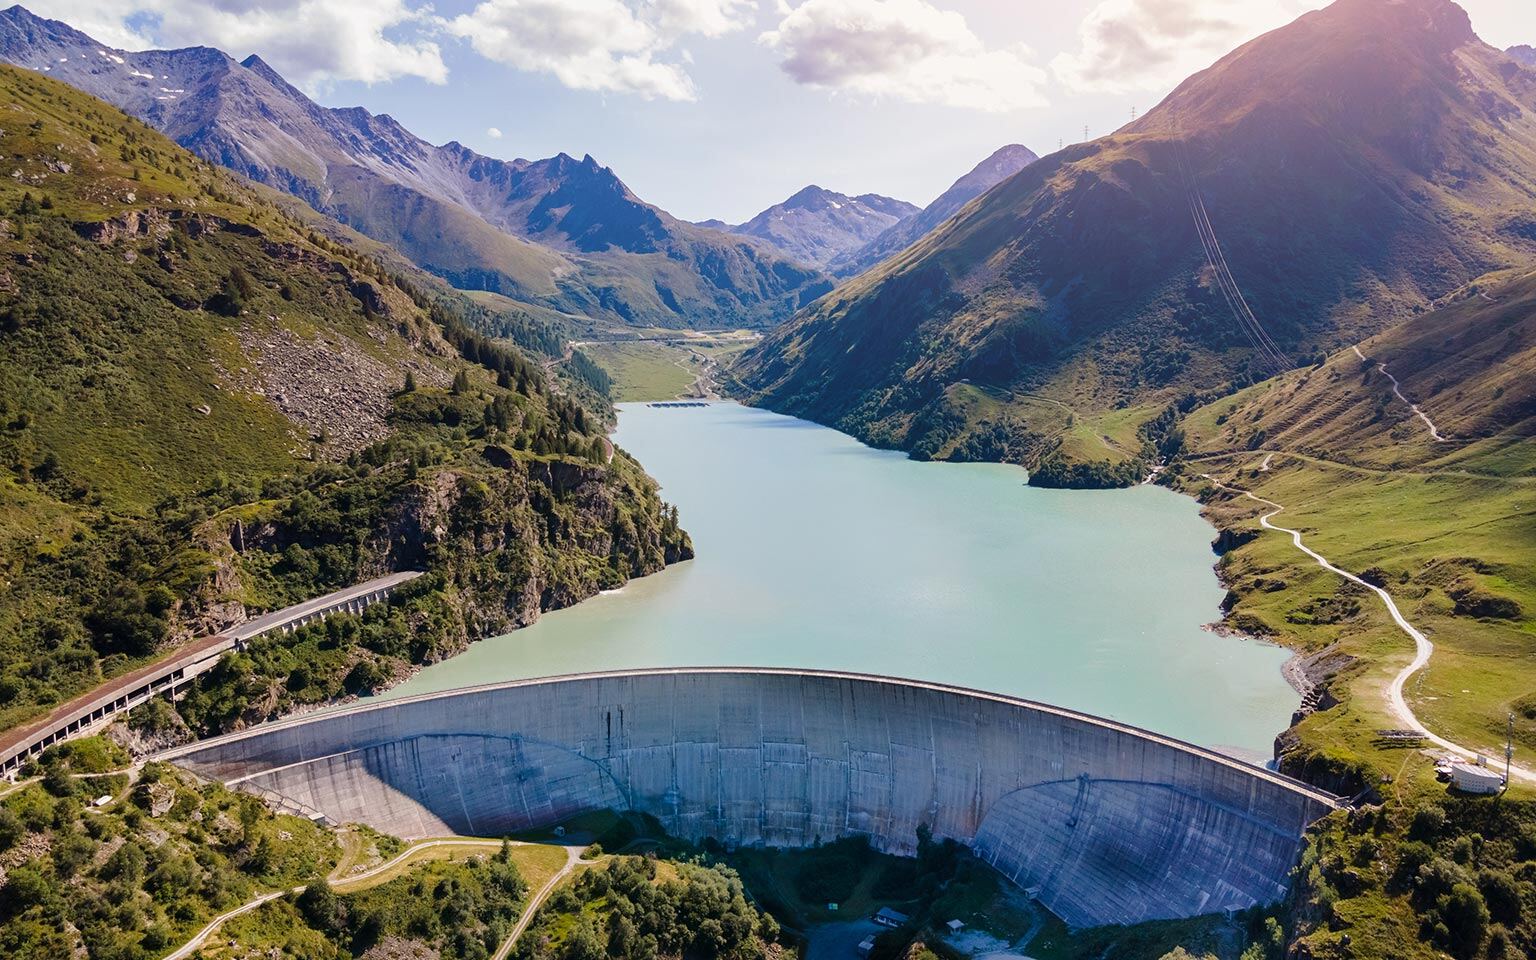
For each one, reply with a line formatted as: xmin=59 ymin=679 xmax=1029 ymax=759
xmin=736 ymin=0 xmax=1536 ymax=484
xmin=0 ymin=62 xmax=690 ymax=738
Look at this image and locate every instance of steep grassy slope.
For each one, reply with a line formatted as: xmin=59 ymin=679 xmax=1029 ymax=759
xmin=1176 ymin=269 xmax=1536 ymax=777
xmin=1168 ymin=275 xmax=1536 ymax=960
xmin=739 ymin=0 xmax=1536 ymax=480
xmin=0 ymin=6 xmax=831 ymax=329
xmin=0 ymin=63 xmax=690 ymax=737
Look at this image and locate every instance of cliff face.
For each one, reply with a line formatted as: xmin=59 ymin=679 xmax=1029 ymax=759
xmin=172 ymin=449 xmax=693 ymax=734
xmin=362 ymin=455 xmax=692 ymax=641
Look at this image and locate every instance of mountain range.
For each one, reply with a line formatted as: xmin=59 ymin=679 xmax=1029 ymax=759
xmin=738 ymin=0 xmax=1536 ymax=474
xmin=829 ymin=143 xmax=1039 ymax=276
xmin=0 ymin=5 xmax=832 ymax=330
xmin=712 ymin=145 xmax=1041 ymax=277
xmin=722 ymin=185 xmax=918 ymax=268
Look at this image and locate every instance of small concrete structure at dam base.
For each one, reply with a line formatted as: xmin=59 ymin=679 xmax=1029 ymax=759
xmin=159 ymin=668 xmax=1339 ymax=929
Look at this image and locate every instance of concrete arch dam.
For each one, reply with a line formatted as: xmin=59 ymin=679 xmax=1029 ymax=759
xmin=160 ymin=668 xmax=1339 ymax=928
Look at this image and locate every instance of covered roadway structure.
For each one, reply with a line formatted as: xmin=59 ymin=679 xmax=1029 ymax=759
xmin=0 ymin=571 xmax=423 ymax=776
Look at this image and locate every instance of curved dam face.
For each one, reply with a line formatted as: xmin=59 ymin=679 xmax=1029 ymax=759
xmin=161 ymin=668 xmax=1337 ymax=928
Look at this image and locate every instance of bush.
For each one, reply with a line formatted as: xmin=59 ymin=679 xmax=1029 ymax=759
xmin=1410 ymin=806 xmax=1448 ymax=841
xmin=1478 ymin=870 xmax=1524 ymax=926
xmin=1418 ymin=857 xmax=1474 ymax=903
xmin=1436 ymin=883 xmax=1489 ymax=958
xmin=0 ymin=807 xmax=22 ymax=851
xmin=793 ymin=838 xmax=872 ymax=904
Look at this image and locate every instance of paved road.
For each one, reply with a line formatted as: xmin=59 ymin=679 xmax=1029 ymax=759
xmin=804 ymin=920 xmax=883 ymax=960
xmin=1203 ymin=473 xmax=1534 ymax=785
xmin=1 ymin=571 xmax=422 ymax=775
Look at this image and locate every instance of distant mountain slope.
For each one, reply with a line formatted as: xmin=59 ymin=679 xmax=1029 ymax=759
xmin=1186 ymin=270 xmax=1536 ymax=465
xmin=738 ymin=0 xmax=1536 ymax=477
xmin=830 ymin=143 xmax=1038 ymax=276
xmin=728 ymin=185 xmax=917 ymax=268
xmin=1510 ymin=45 xmax=1536 ymax=66
xmin=0 ymin=62 xmax=688 ymax=739
xmin=0 ymin=5 xmax=830 ymax=329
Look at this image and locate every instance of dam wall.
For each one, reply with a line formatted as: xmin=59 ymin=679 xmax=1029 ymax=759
xmin=161 ymin=668 xmax=1338 ymax=928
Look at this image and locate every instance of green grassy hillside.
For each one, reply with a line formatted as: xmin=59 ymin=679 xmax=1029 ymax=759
xmin=1151 ymin=269 xmax=1536 ymax=960
xmin=737 ymin=0 xmax=1536 ymax=484
xmin=1179 ymin=269 xmax=1536 ymax=769
xmin=0 ymin=63 xmax=690 ymax=738
xmin=0 ymin=741 xmax=341 ymax=958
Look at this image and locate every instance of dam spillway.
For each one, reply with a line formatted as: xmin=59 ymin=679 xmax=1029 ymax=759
xmin=160 ymin=668 xmax=1339 ymax=928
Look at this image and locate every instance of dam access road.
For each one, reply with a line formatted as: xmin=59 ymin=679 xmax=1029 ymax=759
xmin=160 ymin=667 xmax=1340 ymax=929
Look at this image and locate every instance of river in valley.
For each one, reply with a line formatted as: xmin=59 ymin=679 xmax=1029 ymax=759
xmin=379 ymin=401 xmax=1297 ymax=760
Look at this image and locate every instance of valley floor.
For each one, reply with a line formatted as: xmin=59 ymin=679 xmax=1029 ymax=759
xmin=580 ymin=332 xmax=757 ymax=402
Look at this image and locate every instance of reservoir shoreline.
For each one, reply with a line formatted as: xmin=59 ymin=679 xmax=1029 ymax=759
xmin=369 ymin=400 xmax=1299 ymax=761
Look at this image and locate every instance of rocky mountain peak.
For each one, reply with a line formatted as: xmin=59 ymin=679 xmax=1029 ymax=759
xmin=828 ymin=142 xmax=1038 ymax=276
xmin=0 ymin=3 xmax=83 ymax=43
xmin=237 ymin=52 xmax=301 ymax=95
xmin=728 ymin=185 xmax=918 ymax=268
xmin=783 ymin=184 xmax=836 ymax=209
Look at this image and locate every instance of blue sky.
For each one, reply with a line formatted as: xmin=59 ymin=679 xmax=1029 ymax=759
xmin=32 ymin=0 xmax=1536 ymax=223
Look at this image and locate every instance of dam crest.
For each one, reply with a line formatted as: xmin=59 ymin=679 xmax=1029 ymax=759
xmin=159 ymin=668 xmax=1338 ymax=928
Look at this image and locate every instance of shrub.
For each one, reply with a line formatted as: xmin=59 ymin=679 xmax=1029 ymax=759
xmin=1410 ymin=806 xmax=1448 ymax=841
xmin=1436 ymin=883 xmax=1489 ymax=958
xmin=0 ymin=807 xmax=22 ymax=851
xmin=1478 ymin=870 xmax=1524 ymax=926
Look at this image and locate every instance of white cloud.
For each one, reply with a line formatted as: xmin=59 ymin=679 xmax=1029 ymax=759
xmin=25 ymin=0 xmax=154 ymax=48
xmin=448 ymin=0 xmax=752 ymax=101
xmin=760 ymin=0 xmax=1046 ymax=112
xmin=487 ymin=126 xmax=504 ymax=138
xmin=1051 ymin=0 xmax=1317 ymax=95
xmin=29 ymin=0 xmax=447 ymax=90
xmin=648 ymin=0 xmax=755 ymax=38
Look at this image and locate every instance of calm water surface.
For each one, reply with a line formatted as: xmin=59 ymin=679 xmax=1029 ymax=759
xmin=379 ymin=402 xmax=1296 ymax=759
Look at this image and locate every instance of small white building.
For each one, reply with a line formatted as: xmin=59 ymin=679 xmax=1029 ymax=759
xmin=1450 ymin=762 xmax=1505 ymax=795
xmin=874 ymin=907 xmax=910 ymax=928
xmin=856 ymin=936 xmax=876 ymax=957
xmin=945 ymin=920 xmax=966 ymax=933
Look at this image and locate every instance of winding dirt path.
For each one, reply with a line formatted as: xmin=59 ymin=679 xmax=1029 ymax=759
xmin=492 ymin=845 xmax=586 ymax=960
xmin=164 ymin=838 xmax=574 ymax=960
xmin=163 ymin=889 xmax=291 ymax=960
xmin=1202 ymin=473 xmax=1532 ymax=786
xmin=1352 ymin=345 xmax=1449 ymax=442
